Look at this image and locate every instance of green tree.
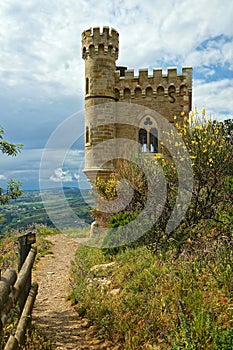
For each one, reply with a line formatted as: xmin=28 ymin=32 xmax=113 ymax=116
xmin=0 ymin=125 xmax=23 ymax=204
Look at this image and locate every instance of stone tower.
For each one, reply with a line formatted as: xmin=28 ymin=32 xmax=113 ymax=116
xmin=82 ymin=26 xmax=192 ymax=185
xmin=82 ymin=27 xmax=119 ymax=183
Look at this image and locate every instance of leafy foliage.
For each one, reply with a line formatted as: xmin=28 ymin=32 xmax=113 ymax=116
xmin=174 ymin=112 xmax=233 ymax=228
xmin=0 ymin=178 xmax=23 ymax=204
xmin=0 ymin=125 xmax=23 ymax=204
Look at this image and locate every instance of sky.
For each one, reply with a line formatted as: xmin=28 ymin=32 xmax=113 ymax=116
xmin=0 ymin=0 xmax=232 ymax=190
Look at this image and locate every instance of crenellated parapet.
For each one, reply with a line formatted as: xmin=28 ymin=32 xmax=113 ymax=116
xmin=114 ymin=66 xmax=192 ymax=99
xmin=82 ymin=26 xmax=119 ymax=59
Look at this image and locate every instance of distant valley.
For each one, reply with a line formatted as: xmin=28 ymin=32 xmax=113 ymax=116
xmin=0 ymin=187 xmax=93 ymax=236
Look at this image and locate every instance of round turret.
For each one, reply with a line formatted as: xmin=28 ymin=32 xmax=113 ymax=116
xmin=82 ymin=27 xmax=119 ymax=184
xmin=82 ymin=27 xmax=119 ymax=101
xmin=82 ymin=26 xmax=119 ymax=60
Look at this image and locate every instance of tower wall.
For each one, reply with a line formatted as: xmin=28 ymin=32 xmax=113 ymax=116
xmin=82 ymin=27 xmax=119 ymax=183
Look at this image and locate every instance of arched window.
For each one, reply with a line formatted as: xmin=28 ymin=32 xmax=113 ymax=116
xmin=82 ymin=47 xmax=86 ymax=58
xmin=157 ymin=86 xmax=164 ymax=95
xmin=180 ymin=84 xmax=187 ymax=96
xmin=89 ymin=44 xmax=94 ymax=55
xmin=146 ymin=86 xmax=153 ymax=97
xmin=138 ymin=116 xmax=158 ymax=153
xmin=124 ymin=88 xmax=131 ymax=99
xmin=134 ymin=87 xmax=142 ymax=98
xmin=149 ymin=128 xmax=158 ymax=153
xmin=139 ymin=128 xmax=147 ymax=152
xmin=86 ymin=126 xmax=90 ymax=144
xmin=86 ymin=78 xmax=89 ymax=95
xmin=98 ymin=44 xmax=104 ymax=55
xmin=115 ymin=88 xmax=120 ymax=101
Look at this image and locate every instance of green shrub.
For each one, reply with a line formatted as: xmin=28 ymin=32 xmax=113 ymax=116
xmin=70 ymin=234 xmax=233 ymax=349
xmin=101 ymin=211 xmax=139 ymax=255
xmin=212 ymin=328 xmax=233 ymax=350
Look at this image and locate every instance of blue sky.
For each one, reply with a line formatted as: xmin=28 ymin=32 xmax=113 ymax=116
xmin=0 ymin=0 xmax=232 ymax=190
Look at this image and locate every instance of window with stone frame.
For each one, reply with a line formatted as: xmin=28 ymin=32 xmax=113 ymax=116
xmin=139 ymin=116 xmax=158 ymax=153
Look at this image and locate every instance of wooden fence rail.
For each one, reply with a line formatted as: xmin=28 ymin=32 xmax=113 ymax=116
xmin=0 ymin=233 xmax=38 ymax=350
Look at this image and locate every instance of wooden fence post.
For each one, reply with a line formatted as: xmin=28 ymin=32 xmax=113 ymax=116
xmin=0 ymin=269 xmax=17 ymax=335
xmin=4 ymin=335 xmax=18 ymax=350
xmin=18 ymin=232 xmax=36 ymax=271
xmin=0 ymin=236 xmax=38 ymax=350
xmin=0 ymin=247 xmax=37 ymax=329
xmin=4 ymin=283 xmax=39 ymax=350
xmin=15 ymin=283 xmax=38 ymax=346
xmin=17 ymin=232 xmax=36 ymax=316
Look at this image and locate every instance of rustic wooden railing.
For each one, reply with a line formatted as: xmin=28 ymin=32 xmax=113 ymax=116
xmin=0 ymin=233 xmax=38 ymax=350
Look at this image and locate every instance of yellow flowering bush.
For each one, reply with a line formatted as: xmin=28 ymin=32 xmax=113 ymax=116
xmin=95 ymin=111 xmax=232 ymax=248
xmin=160 ymin=110 xmax=233 ymax=230
xmin=96 ymin=159 xmax=147 ymax=211
xmin=96 ymin=173 xmax=118 ymax=201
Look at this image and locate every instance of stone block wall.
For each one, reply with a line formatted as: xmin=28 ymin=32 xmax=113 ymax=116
xmin=115 ymin=66 xmax=192 ymax=124
xmin=82 ymin=26 xmax=193 ymax=185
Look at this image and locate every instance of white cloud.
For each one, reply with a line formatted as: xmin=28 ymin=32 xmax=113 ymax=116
xmin=73 ymin=173 xmax=80 ymax=180
xmin=0 ymin=146 xmax=86 ymax=189
xmin=222 ymin=41 xmax=233 ymax=70
xmin=193 ymin=78 xmax=233 ymax=120
xmin=0 ymin=0 xmax=232 ymax=97
xmin=186 ymin=38 xmax=233 ymax=68
xmin=50 ymin=168 xmax=72 ymax=182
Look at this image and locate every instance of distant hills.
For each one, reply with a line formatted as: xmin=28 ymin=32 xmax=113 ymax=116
xmin=0 ymin=187 xmax=93 ymax=236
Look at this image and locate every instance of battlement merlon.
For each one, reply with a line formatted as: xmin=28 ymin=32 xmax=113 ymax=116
xmin=82 ymin=26 xmax=119 ymax=59
xmin=115 ymin=66 xmax=192 ymax=88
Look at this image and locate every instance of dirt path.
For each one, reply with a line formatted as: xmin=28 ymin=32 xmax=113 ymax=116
xmin=32 ymin=234 xmax=115 ymax=350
